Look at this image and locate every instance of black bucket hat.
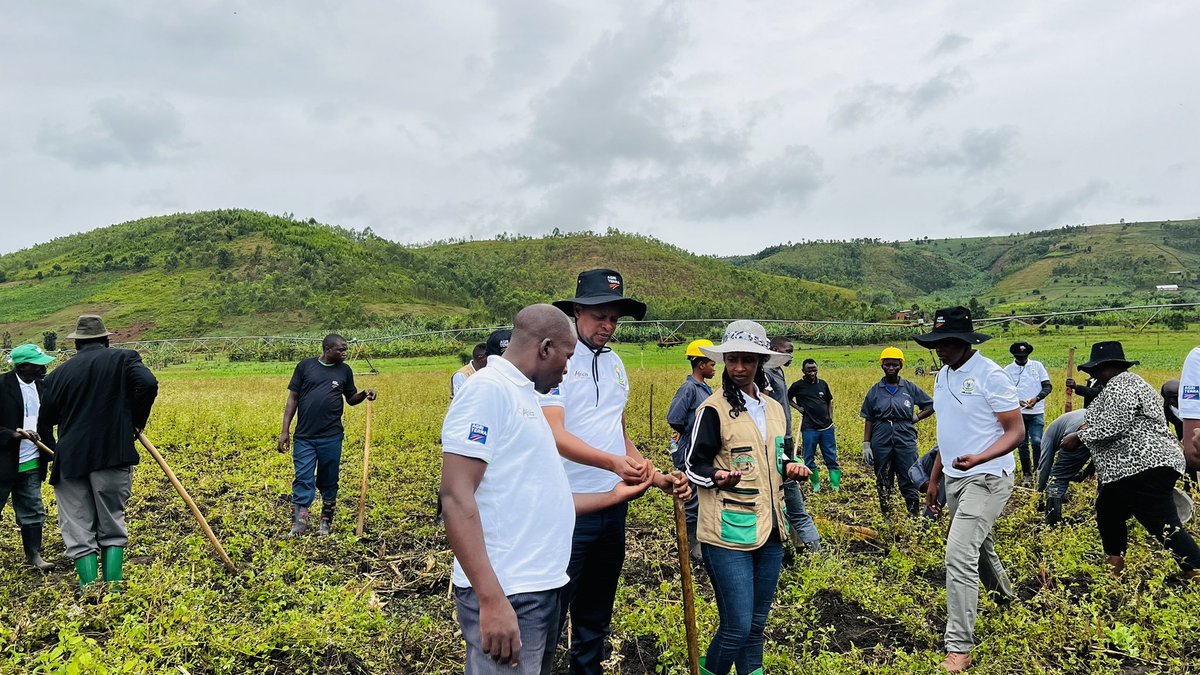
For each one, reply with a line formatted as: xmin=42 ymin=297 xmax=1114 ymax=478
xmin=553 ymin=269 xmax=647 ymax=320
xmin=913 ymin=306 xmax=991 ymax=346
xmin=1078 ymin=341 xmax=1139 ymax=372
xmin=1009 ymin=341 xmax=1034 ymax=356
xmin=485 ymin=329 xmax=512 ymax=357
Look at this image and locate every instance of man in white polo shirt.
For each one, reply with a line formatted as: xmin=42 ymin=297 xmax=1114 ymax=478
xmin=1180 ymin=346 xmax=1200 ymax=471
xmin=542 ymin=269 xmax=689 ymax=675
xmin=1003 ymin=341 xmax=1052 ymax=485
xmin=440 ymin=305 xmax=658 ymax=674
xmin=916 ymin=307 xmax=1026 ymax=674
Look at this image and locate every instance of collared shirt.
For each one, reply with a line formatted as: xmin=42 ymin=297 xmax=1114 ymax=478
xmin=666 ymin=376 xmax=713 ymax=440
xmin=538 ymin=339 xmax=630 ymax=494
xmin=860 ymin=377 xmax=933 ymax=450
xmin=443 ymin=355 xmax=574 ymax=595
xmin=1181 ymin=347 xmax=1200 ymax=420
xmin=1079 ymin=371 xmax=1185 ymax=484
xmin=933 ymin=351 xmax=1020 ymax=478
xmin=18 ymin=378 xmax=39 ymax=465
xmin=1004 ymin=359 xmax=1051 ymax=414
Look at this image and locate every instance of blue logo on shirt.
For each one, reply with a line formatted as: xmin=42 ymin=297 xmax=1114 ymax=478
xmin=1184 ymin=386 xmax=1200 ymax=401
xmin=468 ymin=424 xmax=489 ymax=444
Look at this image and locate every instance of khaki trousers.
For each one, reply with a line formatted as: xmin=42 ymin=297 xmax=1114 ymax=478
xmin=944 ymin=472 xmax=1015 ymax=654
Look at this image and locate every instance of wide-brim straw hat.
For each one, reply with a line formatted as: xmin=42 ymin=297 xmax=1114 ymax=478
xmin=700 ymin=320 xmax=791 ymax=369
xmin=66 ymin=314 xmax=112 ymax=340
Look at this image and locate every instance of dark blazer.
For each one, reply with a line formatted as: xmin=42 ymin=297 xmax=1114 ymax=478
xmin=40 ymin=344 xmax=158 ymax=485
xmin=0 ymin=371 xmax=56 ymax=483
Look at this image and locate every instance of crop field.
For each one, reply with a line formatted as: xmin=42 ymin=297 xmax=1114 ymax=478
xmin=2 ymin=331 xmax=1199 ymax=674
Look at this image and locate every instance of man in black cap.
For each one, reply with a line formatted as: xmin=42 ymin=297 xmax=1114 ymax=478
xmin=915 ymin=307 xmax=1024 ymax=673
xmin=278 ymin=334 xmax=376 ymax=538
xmin=540 ymin=269 xmax=688 ymax=674
xmin=40 ymin=315 xmax=159 ymax=589
xmin=1003 ymin=341 xmax=1052 ymax=485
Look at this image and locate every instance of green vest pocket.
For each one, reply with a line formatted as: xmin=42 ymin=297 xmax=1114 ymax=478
xmin=720 ymin=510 xmax=758 ymax=546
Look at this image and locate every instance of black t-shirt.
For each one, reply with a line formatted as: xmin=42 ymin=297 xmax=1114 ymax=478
xmin=787 ymin=378 xmax=834 ymax=430
xmin=289 ymin=358 xmax=357 ymax=439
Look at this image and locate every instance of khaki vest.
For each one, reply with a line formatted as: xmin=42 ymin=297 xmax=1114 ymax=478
xmin=695 ymin=389 xmax=790 ymax=551
xmin=450 ymin=363 xmax=476 ymax=398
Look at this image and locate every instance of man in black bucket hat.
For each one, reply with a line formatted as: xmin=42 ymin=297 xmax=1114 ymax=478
xmin=914 ymin=307 xmax=1024 ymax=673
xmin=40 ymin=315 xmax=159 ymax=590
xmin=1003 ymin=341 xmax=1052 ymax=485
xmin=541 ymin=269 xmax=687 ymax=674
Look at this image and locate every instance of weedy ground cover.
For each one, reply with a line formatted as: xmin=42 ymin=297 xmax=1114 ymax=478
xmin=2 ymin=336 xmax=1199 ymax=673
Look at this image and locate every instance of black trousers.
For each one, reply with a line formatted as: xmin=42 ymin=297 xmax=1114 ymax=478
xmin=1096 ymin=466 xmax=1200 ymax=571
xmin=558 ymin=501 xmax=627 ymax=675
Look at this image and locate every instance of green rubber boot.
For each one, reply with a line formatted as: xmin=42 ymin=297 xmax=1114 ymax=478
xmin=75 ymin=553 xmax=99 ymax=588
xmin=102 ymin=546 xmax=125 ymax=588
xmin=699 ymin=656 xmax=715 ymax=675
xmin=809 ymin=467 xmax=821 ymax=493
xmin=830 ymin=469 xmax=842 ymax=493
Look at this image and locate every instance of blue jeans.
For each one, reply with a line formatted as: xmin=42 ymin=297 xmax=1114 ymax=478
xmin=455 ymin=585 xmax=562 ymax=675
xmin=1017 ymin=413 xmax=1044 ymax=477
xmin=559 ymin=501 xmax=627 ymax=675
xmin=292 ymin=434 xmax=344 ymax=508
xmin=781 ymin=481 xmax=820 ymax=551
xmin=801 ymin=427 xmax=840 ymax=472
xmin=701 ymin=537 xmax=784 ymax=675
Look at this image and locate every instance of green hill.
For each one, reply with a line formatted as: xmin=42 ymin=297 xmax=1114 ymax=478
xmin=730 ymin=219 xmax=1200 ymax=312
xmin=0 ymin=210 xmax=867 ymax=342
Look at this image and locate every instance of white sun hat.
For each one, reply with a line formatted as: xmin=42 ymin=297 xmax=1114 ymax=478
xmin=699 ymin=320 xmax=791 ymax=369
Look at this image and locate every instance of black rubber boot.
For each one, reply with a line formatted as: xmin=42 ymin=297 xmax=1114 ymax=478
xmin=21 ymin=525 xmax=53 ymax=572
xmin=287 ymin=506 xmax=309 ymax=538
xmin=317 ymin=502 xmax=335 ymax=537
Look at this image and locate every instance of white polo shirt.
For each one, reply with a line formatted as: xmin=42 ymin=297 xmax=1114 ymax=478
xmin=442 ymin=355 xmax=574 ymax=595
xmin=933 ymin=351 xmax=1020 ymax=479
xmin=1181 ymin=347 xmax=1200 ymax=420
xmin=539 ymin=340 xmax=630 ymax=494
xmin=1003 ymin=359 xmax=1050 ymax=415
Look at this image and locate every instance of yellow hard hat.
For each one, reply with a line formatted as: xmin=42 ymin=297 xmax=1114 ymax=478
xmin=879 ymin=347 xmax=905 ymax=366
xmin=686 ymin=339 xmax=714 ymax=358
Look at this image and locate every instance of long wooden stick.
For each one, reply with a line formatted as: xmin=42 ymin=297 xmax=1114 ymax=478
xmin=355 ymin=400 xmax=374 ymax=536
xmin=137 ymin=432 xmax=238 ymax=574
xmin=672 ymin=479 xmax=700 ymax=675
xmin=1064 ymin=347 xmax=1076 ymax=413
xmin=34 ymin=439 xmax=55 ymax=457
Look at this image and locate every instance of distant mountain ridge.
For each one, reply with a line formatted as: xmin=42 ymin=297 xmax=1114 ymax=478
xmin=0 ymin=210 xmax=866 ymax=342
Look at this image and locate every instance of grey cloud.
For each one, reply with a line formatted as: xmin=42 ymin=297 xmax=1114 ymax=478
xmin=667 ymin=145 xmax=824 ymax=220
xmin=37 ymin=97 xmax=184 ymax=169
xmin=486 ymin=0 xmax=572 ymax=89
xmin=928 ymin=33 xmax=972 ymax=59
xmin=949 ymin=180 xmax=1109 ymax=233
xmin=830 ymin=68 xmax=972 ymax=130
xmin=897 ymin=126 xmax=1018 ymax=175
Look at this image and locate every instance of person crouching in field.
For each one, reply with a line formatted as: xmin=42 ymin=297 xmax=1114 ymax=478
xmin=40 ymin=315 xmax=159 ymax=589
xmin=0 ymin=344 xmax=58 ymax=571
xmin=278 ymin=334 xmax=376 ymax=538
xmin=441 ymin=305 xmax=667 ymax=674
xmin=916 ymin=307 xmax=1022 ymax=673
xmin=685 ymin=321 xmax=811 ymax=675
xmin=1058 ymin=341 xmax=1200 ymax=582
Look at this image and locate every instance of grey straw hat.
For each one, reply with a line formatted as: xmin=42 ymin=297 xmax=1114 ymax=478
xmin=66 ymin=315 xmax=113 ymax=340
xmin=700 ymin=321 xmax=791 ymax=369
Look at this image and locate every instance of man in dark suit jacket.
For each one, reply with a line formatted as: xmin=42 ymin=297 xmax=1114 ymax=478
xmin=0 ymin=344 xmax=57 ymax=571
xmin=40 ymin=315 xmax=158 ymax=589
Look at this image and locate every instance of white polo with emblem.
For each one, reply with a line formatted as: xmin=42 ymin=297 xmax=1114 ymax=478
xmin=933 ymin=351 xmax=1020 ymax=478
xmin=442 ymin=355 xmax=574 ymax=595
xmin=539 ymin=340 xmax=630 ymax=494
xmin=1181 ymin=347 xmax=1200 ymax=420
xmin=1003 ymin=359 xmax=1050 ymax=414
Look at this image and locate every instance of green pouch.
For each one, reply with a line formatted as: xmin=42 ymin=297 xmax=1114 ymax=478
xmin=720 ymin=510 xmax=758 ymax=545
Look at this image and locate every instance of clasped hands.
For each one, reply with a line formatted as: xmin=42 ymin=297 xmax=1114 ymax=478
xmin=611 ymin=455 xmax=692 ymax=501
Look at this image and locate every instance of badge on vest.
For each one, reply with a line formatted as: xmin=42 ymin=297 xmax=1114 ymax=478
xmin=732 ymin=449 xmax=756 ymax=476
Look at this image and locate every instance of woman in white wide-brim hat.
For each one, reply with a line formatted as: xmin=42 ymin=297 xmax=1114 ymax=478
xmin=683 ymin=320 xmax=809 ymax=675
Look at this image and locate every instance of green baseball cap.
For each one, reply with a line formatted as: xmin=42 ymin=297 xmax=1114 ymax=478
xmin=9 ymin=344 xmax=55 ymax=366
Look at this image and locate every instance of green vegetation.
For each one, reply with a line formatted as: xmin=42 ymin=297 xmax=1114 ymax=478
xmin=4 ymin=332 xmax=1200 ymax=673
xmin=0 ymin=211 xmax=868 ymax=343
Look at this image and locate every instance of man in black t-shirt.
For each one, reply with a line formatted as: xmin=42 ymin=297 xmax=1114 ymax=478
xmin=278 ymin=334 xmax=376 ymax=537
xmin=787 ymin=359 xmax=841 ymax=492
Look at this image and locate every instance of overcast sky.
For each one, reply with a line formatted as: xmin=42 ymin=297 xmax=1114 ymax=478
xmin=3 ymin=1 xmax=1198 ymax=257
